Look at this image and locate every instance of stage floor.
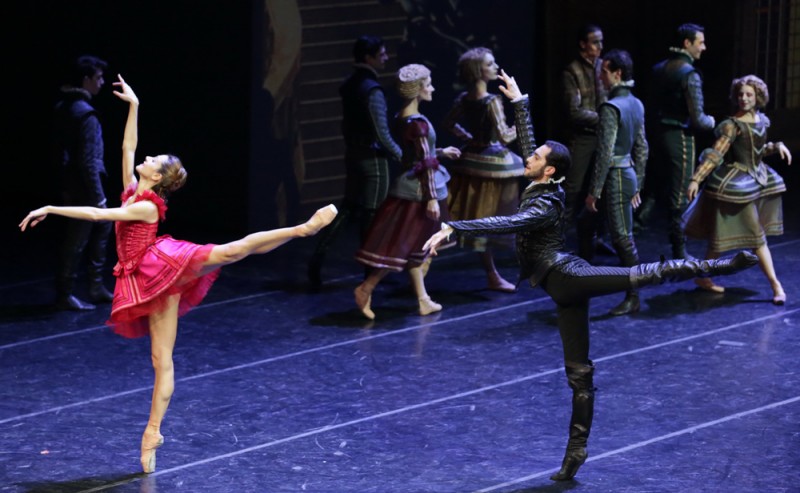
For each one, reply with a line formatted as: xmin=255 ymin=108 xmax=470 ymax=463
xmin=1 ymin=211 xmax=798 ymax=493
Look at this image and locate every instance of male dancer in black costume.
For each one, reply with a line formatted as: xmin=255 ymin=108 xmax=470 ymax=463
xmin=425 ymin=70 xmax=757 ymax=481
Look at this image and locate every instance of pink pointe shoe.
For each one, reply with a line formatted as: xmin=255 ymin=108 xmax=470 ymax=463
xmin=304 ymin=204 xmax=338 ymax=236
xmin=140 ymin=431 xmax=165 ymax=474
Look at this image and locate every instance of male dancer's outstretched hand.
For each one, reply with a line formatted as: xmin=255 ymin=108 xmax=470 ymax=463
xmin=498 ymin=69 xmax=523 ymax=101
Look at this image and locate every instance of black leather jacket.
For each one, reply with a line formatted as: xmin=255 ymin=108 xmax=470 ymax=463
xmin=446 ymin=97 xmax=581 ymax=286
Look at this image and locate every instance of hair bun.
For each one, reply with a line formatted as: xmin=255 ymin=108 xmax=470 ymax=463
xmin=396 ymin=64 xmax=431 ymax=99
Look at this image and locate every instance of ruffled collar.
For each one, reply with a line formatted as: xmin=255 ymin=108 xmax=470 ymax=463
xmin=59 ymin=86 xmax=92 ymax=100
xmin=353 ymin=63 xmax=378 ymax=77
xmin=668 ymin=47 xmax=695 ymax=63
xmin=120 ymin=184 xmax=167 ymax=221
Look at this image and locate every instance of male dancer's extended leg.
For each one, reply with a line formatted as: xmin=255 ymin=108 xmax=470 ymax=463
xmin=545 ymin=251 xmax=758 ymax=306
xmin=541 ymin=250 xmax=758 ymax=481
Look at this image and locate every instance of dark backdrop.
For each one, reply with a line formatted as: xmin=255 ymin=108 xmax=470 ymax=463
xmin=4 ymin=0 xmax=252 ymax=244
xmin=2 ymin=0 xmax=795 ymax=250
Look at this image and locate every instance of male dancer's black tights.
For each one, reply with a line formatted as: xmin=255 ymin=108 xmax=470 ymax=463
xmin=542 ymin=265 xmax=630 ymax=363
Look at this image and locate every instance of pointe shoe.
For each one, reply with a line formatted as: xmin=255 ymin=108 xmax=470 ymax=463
xmin=695 ymin=277 xmax=724 ymax=293
xmin=303 ymin=205 xmax=338 ymax=236
xmin=487 ymin=274 xmax=517 ymax=293
xmin=772 ymin=284 xmax=786 ymax=305
xmin=140 ymin=432 xmax=164 ymax=474
xmin=550 ymin=448 xmax=588 ymax=481
xmin=354 ymin=286 xmax=375 ymax=320
xmin=418 ymin=295 xmax=442 ymax=315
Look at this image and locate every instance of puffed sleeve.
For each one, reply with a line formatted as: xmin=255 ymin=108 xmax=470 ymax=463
xmin=692 ymin=120 xmax=738 ymax=183
xmin=404 ymin=119 xmax=440 ymax=201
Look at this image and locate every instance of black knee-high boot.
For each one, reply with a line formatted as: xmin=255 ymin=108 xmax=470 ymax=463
xmin=551 ymin=361 xmax=595 ymax=481
xmin=609 ymin=236 xmax=640 ymax=316
xmin=630 ymin=251 xmax=758 ymax=288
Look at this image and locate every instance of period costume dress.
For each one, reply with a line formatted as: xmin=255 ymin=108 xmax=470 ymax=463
xmin=683 ymin=114 xmax=786 ymax=252
xmin=355 ymin=114 xmax=452 ymax=271
xmin=109 ymin=185 xmax=220 ymax=338
xmin=442 ymin=93 xmax=523 ymax=250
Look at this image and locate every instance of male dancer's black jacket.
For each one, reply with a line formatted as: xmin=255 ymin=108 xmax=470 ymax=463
xmin=444 ymin=96 xmax=585 ymax=287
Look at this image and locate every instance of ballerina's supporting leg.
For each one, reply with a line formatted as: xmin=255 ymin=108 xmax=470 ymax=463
xmin=141 ymin=294 xmax=180 ymax=473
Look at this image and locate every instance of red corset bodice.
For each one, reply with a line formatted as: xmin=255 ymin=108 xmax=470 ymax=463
xmin=113 ymin=185 xmax=167 ymax=276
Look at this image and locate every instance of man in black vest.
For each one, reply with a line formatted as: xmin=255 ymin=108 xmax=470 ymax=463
xmin=643 ymin=23 xmax=715 ymax=259
xmin=53 ymin=55 xmax=114 ymax=310
xmin=586 ymin=49 xmax=648 ymax=315
xmin=308 ymin=36 xmax=402 ymax=288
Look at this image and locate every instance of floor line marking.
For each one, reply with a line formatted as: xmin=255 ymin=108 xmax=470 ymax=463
xmin=0 ymin=298 xmax=550 ymax=425
xmin=61 ymin=309 xmax=799 ymax=491
xmin=473 ymin=394 xmax=800 ymax=492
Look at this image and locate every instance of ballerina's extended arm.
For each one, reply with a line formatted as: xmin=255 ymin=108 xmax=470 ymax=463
xmin=113 ymin=74 xmax=140 ymax=190
xmin=21 ymin=75 xmax=157 ymax=231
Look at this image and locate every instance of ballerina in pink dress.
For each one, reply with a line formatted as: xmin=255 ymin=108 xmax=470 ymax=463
xmin=20 ymin=75 xmax=337 ymax=474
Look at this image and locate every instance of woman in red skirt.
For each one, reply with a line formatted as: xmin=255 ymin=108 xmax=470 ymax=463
xmin=20 ymin=75 xmax=337 ymax=473
xmin=354 ymin=64 xmax=460 ymax=320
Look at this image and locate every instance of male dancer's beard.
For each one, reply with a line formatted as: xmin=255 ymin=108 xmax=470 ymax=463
xmin=528 ymin=169 xmax=545 ymax=182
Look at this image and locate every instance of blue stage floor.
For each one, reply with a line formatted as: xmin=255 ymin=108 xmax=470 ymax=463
xmin=1 ymin=212 xmax=798 ymax=492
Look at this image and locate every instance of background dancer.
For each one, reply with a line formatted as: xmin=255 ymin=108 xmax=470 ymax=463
xmin=442 ymin=47 xmax=523 ymax=292
xmin=685 ymin=74 xmax=792 ymax=304
xmin=354 ymin=64 xmax=460 ymax=320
